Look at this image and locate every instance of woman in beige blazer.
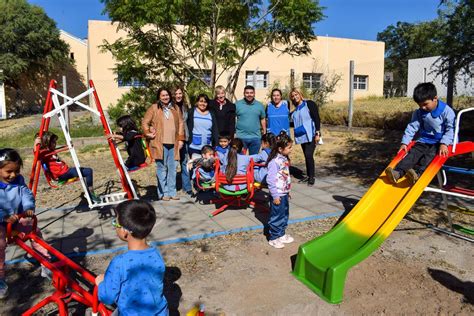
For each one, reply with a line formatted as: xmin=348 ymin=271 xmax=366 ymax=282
xmin=142 ymin=88 xmax=185 ymax=201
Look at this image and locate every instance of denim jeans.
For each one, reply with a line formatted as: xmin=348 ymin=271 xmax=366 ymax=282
xmin=58 ymin=167 xmax=94 ymax=187
xmin=268 ymin=194 xmax=289 ymax=241
xmin=155 ymin=144 xmax=177 ymax=198
xmin=179 ymin=143 xmax=192 ymax=193
xmin=241 ymin=137 xmax=261 ymax=155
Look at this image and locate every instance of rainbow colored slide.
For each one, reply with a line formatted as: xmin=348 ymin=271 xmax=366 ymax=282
xmin=293 ymin=141 xmax=474 ymax=304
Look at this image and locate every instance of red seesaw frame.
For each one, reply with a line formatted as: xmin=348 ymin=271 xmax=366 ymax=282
xmin=6 ymin=214 xmax=112 ymax=316
xmin=202 ymin=158 xmax=268 ymax=217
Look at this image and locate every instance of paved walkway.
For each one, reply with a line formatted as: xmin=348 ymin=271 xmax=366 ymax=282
xmin=6 ymin=175 xmax=369 ymax=263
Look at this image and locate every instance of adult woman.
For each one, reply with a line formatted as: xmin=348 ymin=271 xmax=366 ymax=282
xmin=174 ymin=87 xmax=192 ymax=196
xmin=142 ymin=88 xmax=185 ymax=201
xmin=186 ymin=94 xmax=219 ymax=157
xmin=208 ymin=85 xmax=236 ymax=137
xmin=290 ymin=88 xmax=321 ymax=186
xmin=266 ymin=88 xmax=290 ymax=136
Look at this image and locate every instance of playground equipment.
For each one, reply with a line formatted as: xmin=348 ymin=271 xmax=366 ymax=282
xmin=126 ymin=135 xmax=153 ymax=173
xmin=6 ymin=214 xmax=112 ymax=315
xmin=293 ymin=107 xmax=474 ymax=304
xmin=424 ymin=107 xmax=474 ymax=242
xmin=196 ymin=159 xmax=266 ymax=217
xmin=28 ymin=80 xmax=138 ymax=208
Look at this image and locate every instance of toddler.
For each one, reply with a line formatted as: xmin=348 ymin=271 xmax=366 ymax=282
xmin=96 ymin=200 xmax=168 ymax=315
xmin=266 ymin=134 xmax=294 ymax=249
xmin=0 ymin=148 xmax=52 ymax=299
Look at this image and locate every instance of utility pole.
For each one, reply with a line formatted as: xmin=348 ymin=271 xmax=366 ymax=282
xmin=348 ymin=60 xmax=354 ymax=129
xmin=0 ymin=70 xmax=5 ymax=120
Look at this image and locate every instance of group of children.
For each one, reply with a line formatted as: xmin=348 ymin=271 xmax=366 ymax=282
xmin=0 ymin=82 xmax=457 ymax=314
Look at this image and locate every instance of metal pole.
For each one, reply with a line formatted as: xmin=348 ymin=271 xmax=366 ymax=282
xmin=290 ymin=69 xmax=295 ymax=89
xmin=348 ymin=60 xmax=354 ymax=129
xmin=62 ymin=75 xmax=69 ymax=131
xmin=0 ymin=70 xmax=6 ymax=120
xmin=446 ymin=58 xmax=454 ymax=107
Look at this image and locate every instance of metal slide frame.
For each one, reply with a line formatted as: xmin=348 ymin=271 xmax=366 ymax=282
xmin=424 ymin=107 xmax=474 ymax=242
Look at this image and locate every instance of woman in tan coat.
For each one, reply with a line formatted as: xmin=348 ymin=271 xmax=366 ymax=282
xmin=142 ymin=88 xmax=185 ymax=201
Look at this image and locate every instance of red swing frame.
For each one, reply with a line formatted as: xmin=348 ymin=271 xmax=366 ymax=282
xmin=6 ymin=214 xmax=112 ymax=316
xmin=205 ymin=159 xmax=267 ymax=217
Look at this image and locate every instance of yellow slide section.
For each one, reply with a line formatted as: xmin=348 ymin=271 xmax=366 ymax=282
xmin=344 ymin=154 xmax=448 ymax=239
xmin=293 ymin=152 xmax=450 ymax=303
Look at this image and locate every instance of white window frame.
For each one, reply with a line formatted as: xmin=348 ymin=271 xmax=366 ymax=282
xmin=353 ymin=75 xmax=368 ymax=90
xmin=245 ymin=71 xmax=269 ymax=89
xmin=189 ymin=69 xmax=212 ymax=85
xmin=303 ymin=73 xmax=322 ymax=89
xmin=117 ymin=74 xmax=145 ymax=88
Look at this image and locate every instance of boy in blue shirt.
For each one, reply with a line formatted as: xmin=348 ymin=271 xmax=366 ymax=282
xmin=215 ymin=132 xmax=231 ymax=155
xmin=96 ymin=200 xmax=168 ymax=315
xmin=386 ymin=82 xmax=455 ymax=185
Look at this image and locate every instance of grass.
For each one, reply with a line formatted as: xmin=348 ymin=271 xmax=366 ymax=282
xmin=0 ymin=113 xmax=106 ymax=149
xmin=320 ymin=96 xmax=473 ymax=130
xmin=79 ymin=144 xmax=109 ymax=154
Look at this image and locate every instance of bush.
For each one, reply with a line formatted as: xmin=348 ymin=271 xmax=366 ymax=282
xmin=107 ymin=87 xmax=156 ymax=124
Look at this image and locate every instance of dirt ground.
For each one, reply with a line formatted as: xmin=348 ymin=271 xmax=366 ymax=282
xmin=1 ymin=125 xmax=473 ymax=315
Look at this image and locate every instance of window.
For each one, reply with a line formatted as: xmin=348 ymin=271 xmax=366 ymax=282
xmin=117 ymin=74 xmax=145 ymax=88
xmin=245 ymin=71 xmax=269 ymax=89
xmin=189 ymin=69 xmax=211 ymax=85
xmin=353 ymin=75 xmax=368 ymax=90
xmin=303 ymin=73 xmax=322 ymax=89
xmin=70 ymin=52 xmax=75 ymax=60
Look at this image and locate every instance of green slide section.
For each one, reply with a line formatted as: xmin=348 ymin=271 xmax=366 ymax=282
xmin=292 ymin=154 xmax=449 ymax=304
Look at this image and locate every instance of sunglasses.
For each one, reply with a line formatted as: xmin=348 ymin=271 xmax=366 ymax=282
xmin=111 ymin=218 xmax=122 ymax=229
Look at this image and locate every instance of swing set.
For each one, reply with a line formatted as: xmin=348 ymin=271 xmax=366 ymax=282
xmin=28 ymin=79 xmax=140 ymax=208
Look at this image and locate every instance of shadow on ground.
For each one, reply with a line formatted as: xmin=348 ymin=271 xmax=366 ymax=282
xmin=428 ymin=268 xmax=474 ymax=305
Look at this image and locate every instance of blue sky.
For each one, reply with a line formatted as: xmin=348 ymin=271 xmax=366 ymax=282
xmin=29 ymin=0 xmax=440 ymax=41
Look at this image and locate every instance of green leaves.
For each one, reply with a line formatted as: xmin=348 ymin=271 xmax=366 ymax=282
xmin=102 ymin=0 xmax=324 ymax=99
xmin=0 ymin=0 xmax=69 ymax=87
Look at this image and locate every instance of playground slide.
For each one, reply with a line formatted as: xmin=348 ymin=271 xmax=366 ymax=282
xmin=293 ymin=146 xmax=460 ymax=304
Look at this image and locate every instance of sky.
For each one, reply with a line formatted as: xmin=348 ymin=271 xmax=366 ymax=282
xmin=29 ymin=0 xmax=441 ymax=41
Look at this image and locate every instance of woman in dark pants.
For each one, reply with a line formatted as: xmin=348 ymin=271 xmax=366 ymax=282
xmin=290 ymin=88 xmax=321 ymax=186
xmin=174 ymin=87 xmax=193 ymax=196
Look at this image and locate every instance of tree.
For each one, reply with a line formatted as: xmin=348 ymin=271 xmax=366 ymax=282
xmin=436 ymin=0 xmax=473 ymax=105
xmin=101 ymin=0 xmax=324 ymax=100
xmin=437 ymin=0 xmax=473 ymax=76
xmin=377 ymin=20 xmax=443 ymax=96
xmin=0 ymin=0 xmax=69 ymax=90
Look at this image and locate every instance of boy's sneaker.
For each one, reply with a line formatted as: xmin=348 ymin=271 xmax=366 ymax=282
xmin=385 ymin=167 xmax=400 ymax=184
xmin=41 ymin=265 xmax=52 ymax=280
xmin=0 ymin=279 xmax=8 ymax=299
xmin=279 ymin=234 xmax=294 ymax=244
xmin=268 ymin=238 xmax=285 ymax=249
xmin=406 ymin=169 xmax=419 ymax=185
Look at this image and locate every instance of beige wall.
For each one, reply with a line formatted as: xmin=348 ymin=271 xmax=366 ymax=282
xmin=87 ymin=20 xmax=385 ymax=109
xmin=60 ymin=30 xmax=88 ymax=84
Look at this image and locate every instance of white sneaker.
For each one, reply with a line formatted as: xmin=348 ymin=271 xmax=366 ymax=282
xmin=279 ymin=234 xmax=294 ymax=244
xmin=268 ymin=238 xmax=285 ymax=249
xmin=0 ymin=279 xmax=8 ymax=299
xmin=41 ymin=265 xmax=52 ymax=280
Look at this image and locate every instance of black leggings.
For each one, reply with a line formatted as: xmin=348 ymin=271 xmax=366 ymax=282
xmin=395 ymin=142 xmax=438 ymax=176
xmin=301 ymin=139 xmax=316 ymax=179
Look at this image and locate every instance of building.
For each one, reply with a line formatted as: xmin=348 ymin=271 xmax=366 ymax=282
xmin=85 ymin=20 xmax=385 ymax=109
xmin=60 ymin=30 xmax=88 ymax=84
xmin=407 ymin=56 xmax=473 ymax=97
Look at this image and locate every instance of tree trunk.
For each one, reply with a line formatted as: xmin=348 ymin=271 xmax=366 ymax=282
xmin=446 ymin=58 xmax=455 ymax=108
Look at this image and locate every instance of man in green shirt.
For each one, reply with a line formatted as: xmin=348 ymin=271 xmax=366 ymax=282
xmin=235 ymin=85 xmax=266 ymax=154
